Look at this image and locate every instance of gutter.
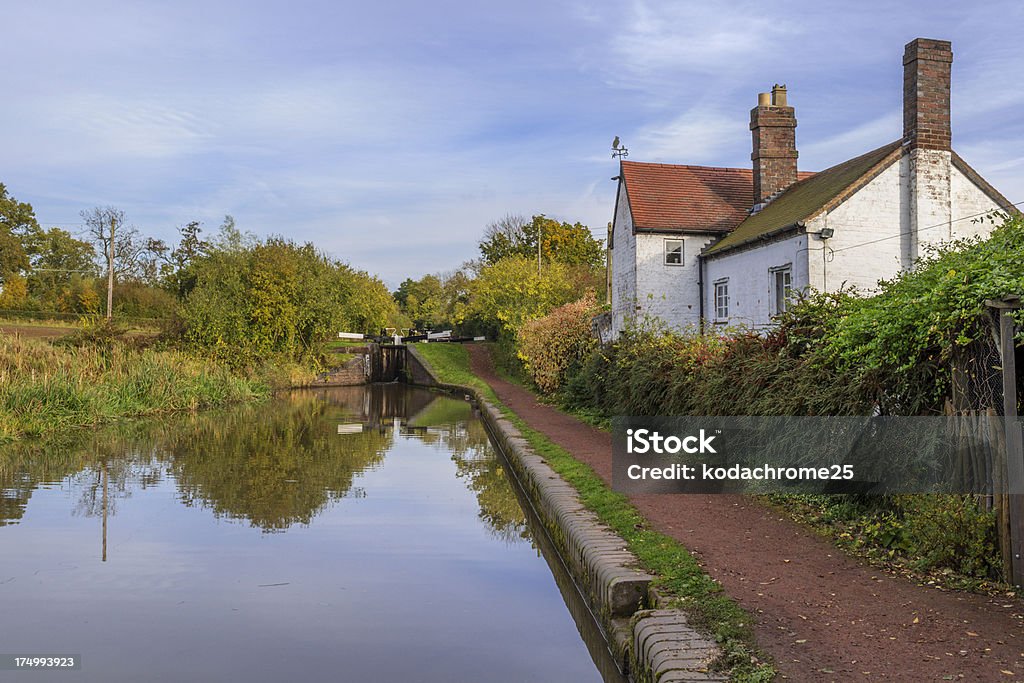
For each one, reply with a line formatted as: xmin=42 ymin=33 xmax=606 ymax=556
xmin=698 ymin=253 xmax=705 ymax=335
xmin=703 ymin=220 xmax=806 ymax=260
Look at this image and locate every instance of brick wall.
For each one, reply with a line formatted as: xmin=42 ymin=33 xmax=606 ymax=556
xmin=751 ymin=86 xmax=798 ymax=202
xmin=904 ymin=38 xmax=952 ymax=151
xmin=312 ymin=354 xmax=368 ymax=386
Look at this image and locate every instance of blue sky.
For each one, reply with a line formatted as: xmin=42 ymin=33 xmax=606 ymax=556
xmin=4 ymin=1 xmax=1023 ymax=286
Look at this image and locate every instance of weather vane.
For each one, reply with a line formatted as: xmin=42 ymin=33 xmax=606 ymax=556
xmin=611 ymin=136 xmax=628 ymax=159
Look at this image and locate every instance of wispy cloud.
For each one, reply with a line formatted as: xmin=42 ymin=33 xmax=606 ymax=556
xmin=1 ymin=1 xmax=1024 ymax=286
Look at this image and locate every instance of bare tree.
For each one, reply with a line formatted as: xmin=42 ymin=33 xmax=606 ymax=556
xmin=478 ymin=213 xmax=529 ymax=265
xmin=81 ymin=207 xmax=147 ymax=317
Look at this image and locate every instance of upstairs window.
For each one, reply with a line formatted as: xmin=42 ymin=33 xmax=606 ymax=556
xmin=714 ymin=280 xmax=729 ymax=320
xmin=664 ymin=239 xmax=683 ymax=265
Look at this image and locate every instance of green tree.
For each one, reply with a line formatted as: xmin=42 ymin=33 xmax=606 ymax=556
xmin=180 ymin=235 xmax=398 ymax=364
xmin=394 ymin=274 xmax=446 ymax=329
xmin=26 ymin=228 xmax=97 ymax=308
xmin=166 ymin=220 xmax=210 ymax=298
xmin=0 ymin=184 xmax=39 ymax=285
xmin=478 ymin=213 xmax=604 ymax=269
xmin=465 ymin=256 xmax=593 ymax=338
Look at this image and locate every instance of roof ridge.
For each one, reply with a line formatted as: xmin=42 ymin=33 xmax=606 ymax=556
xmin=622 ymin=160 xmax=751 ymax=173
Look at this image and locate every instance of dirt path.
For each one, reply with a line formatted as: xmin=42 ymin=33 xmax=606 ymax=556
xmin=467 ymin=345 xmax=1024 ymax=682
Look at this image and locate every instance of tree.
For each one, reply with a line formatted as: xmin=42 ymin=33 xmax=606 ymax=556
xmin=166 ymin=220 xmax=210 ymax=299
xmin=82 ymin=207 xmax=144 ymax=317
xmin=0 ymin=229 xmax=28 ymax=285
xmin=26 ymin=228 xmax=97 ymax=308
xmin=479 ymin=213 xmax=530 ymax=264
xmin=180 ymin=235 xmax=399 ymax=365
xmin=394 ymin=274 xmax=445 ymax=329
xmin=464 ymin=256 xmax=590 ymax=338
xmin=81 ymin=207 xmax=149 ymax=277
xmin=478 ymin=213 xmax=604 ymax=269
xmin=0 ymin=184 xmax=40 ymax=284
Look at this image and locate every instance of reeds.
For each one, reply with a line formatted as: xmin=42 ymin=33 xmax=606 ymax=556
xmin=0 ymin=335 xmax=267 ymax=442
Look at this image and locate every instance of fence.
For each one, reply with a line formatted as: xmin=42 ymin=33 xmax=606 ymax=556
xmin=950 ymin=295 xmax=1023 ymax=583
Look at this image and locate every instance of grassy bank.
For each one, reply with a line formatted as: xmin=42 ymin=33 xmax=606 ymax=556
xmin=414 ymin=343 xmax=774 ymax=681
xmin=0 ymin=334 xmax=309 ymax=444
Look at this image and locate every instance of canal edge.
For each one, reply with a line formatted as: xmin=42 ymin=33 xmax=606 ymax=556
xmin=407 ymin=346 xmax=728 ymax=683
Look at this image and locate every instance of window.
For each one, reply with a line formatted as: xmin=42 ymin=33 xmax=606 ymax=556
xmin=714 ymin=280 xmax=729 ymax=320
xmin=664 ymin=239 xmax=683 ymax=265
xmin=772 ymin=267 xmax=793 ymax=315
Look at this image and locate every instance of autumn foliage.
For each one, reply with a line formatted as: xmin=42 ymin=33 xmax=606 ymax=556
xmin=516 ymin=292 xmax=599 ymax=394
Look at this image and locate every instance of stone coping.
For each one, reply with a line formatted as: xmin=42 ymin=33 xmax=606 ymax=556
xmin=405 ymin=346 xmax=727 ymax=682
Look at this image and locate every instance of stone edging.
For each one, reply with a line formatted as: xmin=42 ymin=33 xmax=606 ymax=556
xmin=406 ymin=346 xmax=726 ymax=682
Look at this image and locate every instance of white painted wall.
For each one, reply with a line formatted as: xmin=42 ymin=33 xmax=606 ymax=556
xmin=812 ymin=152 xmax=1002 ymax=296
xmin=610 ymin=182 xmax=636 ymax=336
xmin=634 ymin=232 xmax=716 ymax=333
xmin=810 ymin=158 xmax=905 ymax=294
xmin=703 ymin=234 xmax=809 ymax=330
xmin=610 ymin=179 xmax=716 ymax=335
xmin=950 ymin=164 xmax=1009 ymax=242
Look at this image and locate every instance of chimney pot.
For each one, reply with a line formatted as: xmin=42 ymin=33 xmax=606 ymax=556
xmin=758 ymin=92 xmax=771 ymax=106
xmin=771 ymin=84 xmax=788 ymax=107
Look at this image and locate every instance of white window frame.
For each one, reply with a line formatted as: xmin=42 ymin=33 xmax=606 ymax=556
xmin=713 ymin=279 xmax=729 ymax=321
xmin=770 ymin=265 xmax=793 ymax=315
xmin=664 ymin=238 xmax=684 ymax=266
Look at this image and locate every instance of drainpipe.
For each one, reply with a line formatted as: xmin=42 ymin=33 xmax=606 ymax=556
xmin=697 ymin=253 xmax=705 ymax=335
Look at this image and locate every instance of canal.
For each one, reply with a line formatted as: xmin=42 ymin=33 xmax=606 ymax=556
xmin=0 ymin=385 xmax=625 ymax=682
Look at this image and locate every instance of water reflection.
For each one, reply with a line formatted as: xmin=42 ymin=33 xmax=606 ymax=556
xmin=0 ymin=385 xmax=606 ymax=683
xmin=0 ymin=385 xmax=526 ymax=541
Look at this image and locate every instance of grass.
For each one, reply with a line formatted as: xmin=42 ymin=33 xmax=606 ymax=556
xmin=0 ymin=316 xmax=80 ymax=328
xmin=0 ymin=334 xmax=290 ymax=444
xmin=325 ymin=339 xmax=370 ymax=350
xmin=413 ymin=342 xmax=774 ymax=681
xmin=413 ymin=343 xmax=492 ymax=395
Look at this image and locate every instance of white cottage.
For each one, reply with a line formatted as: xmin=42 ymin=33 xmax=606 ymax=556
xmin=609 ymin=38 xmax=1014 ymax=336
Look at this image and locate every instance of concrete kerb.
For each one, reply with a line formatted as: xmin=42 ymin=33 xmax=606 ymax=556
xmin=405 ymin=346 xmax=726 ymax=682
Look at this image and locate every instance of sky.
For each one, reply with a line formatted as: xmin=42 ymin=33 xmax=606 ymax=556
xmin=3 ymin=0 xmax=1024 ymax=287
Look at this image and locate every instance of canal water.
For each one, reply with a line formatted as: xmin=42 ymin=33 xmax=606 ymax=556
xmin=0 ymin=385 xmax=623 ymax=682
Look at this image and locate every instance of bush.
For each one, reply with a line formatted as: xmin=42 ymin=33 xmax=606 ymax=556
xmin=179 ymin=237 xmax=398 ymax=367
xmin=516 ymin=293 xmax=598 ymax=393
xmin=894 ymin=494 xmax=999 ymax=578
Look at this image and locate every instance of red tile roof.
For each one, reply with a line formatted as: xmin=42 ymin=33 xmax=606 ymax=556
xmin=620 ymin=161 xmax=814 ymax=233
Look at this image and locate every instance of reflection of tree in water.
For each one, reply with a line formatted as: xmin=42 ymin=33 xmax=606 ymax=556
xmin=0 ymin=424 xmax=164 ymax=526
xmin=70 ymin=458 xmax=163 ymax=519
xmin=166 ymin=392 xmax=391 ymax=532
xmin=0 ymin=386 xmax=530 ymax=541
xmin=406 ymin=411 xmax=530 ymax=545
xmin=0 ymin=394 xmax=390 ymax=532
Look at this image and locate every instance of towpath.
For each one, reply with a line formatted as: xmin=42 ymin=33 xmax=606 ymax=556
xmin=466 ymin=344 xmax=1024 ymax=681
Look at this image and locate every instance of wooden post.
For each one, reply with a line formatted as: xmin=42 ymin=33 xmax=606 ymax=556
xmin=987 ymin=295 xmax=1023 ymax=585
xmin=106 ymin=215 xmax=115 ymax=320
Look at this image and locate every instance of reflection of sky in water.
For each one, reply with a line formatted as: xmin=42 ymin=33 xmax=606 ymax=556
xmin=0 ymin=385 xmax=601 ymax=683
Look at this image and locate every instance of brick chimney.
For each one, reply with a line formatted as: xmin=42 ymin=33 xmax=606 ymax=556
xmin=902 ymin=38 xmax=954 ymax=269
xmin=750 ymin=84 xmax=798 ymax=203
xmin=903 ymin=38 xmax=952 ymax=150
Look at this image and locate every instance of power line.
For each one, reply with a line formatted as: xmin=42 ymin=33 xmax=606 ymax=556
xmin=828 ymin=201 xmax=1023 ymax=254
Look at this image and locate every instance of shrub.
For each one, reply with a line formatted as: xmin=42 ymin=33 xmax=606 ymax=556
xmin=516 ymin=293 xmax=598 ymax=393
